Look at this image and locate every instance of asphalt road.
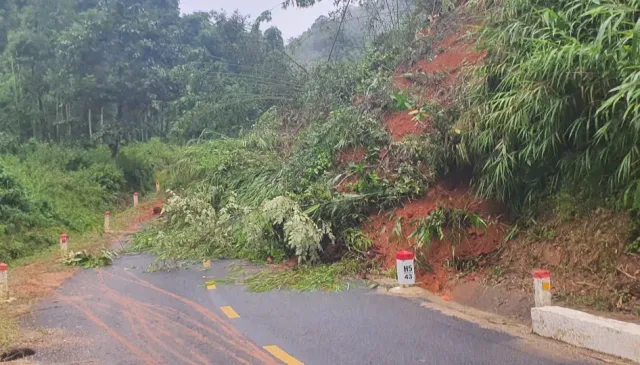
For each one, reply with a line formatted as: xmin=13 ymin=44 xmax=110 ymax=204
xmin=25 ymin=254 xmax=596 ymax=365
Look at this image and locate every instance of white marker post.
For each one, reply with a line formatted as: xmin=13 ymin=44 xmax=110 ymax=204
xmin=0 ymin=263 xmax=8 ymax=300
xmin=156 ymin=181 xmax=160 ymax=193
xmin=533 ymin=269 xmax=551 ymax=307
xmin=104 ymin=211 xmax=111 ymax=233
xmin=60 ymin=233 xmax=68 ymax=253
xmin=133 ymin=192 xmax=139 ymax=207
xmin=396 ymin=250 xmax=415 ymax=285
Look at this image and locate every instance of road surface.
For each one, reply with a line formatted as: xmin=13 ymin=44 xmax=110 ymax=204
xmin=25 ymin=254 xmax=596 ymax=365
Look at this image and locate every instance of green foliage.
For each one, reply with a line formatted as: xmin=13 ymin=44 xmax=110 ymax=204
xmin=0 ymin=0 xmax=298 ymax=145
xmin=170 ymin=138 xmax=285 ymax=207
xmin=259 ymin=196 xmax=335 ymax=264
xmin=410 ymin=206 xmax=487 ymax=270
xmin=94 ymin=0 xmax=446 ymax=270
xmin=409 ymin=208 xmax=446 ymax=249
xmin=287 ymin=106 xmax=388 ymax=191
xmin=131 ymin=189 xmax=242 ymax=261
xmin=343 ymin=228 xmax=374 ymax=254
xmin=409 ymin=103 xmax=434 ymax=121
xmin=0 ymin=141 xmax=169 ymax=261
xmin=348 ymin=161 xmax=428 ymax=201
xmin=63 ymin=249 xmax=117 ymax=269
xmin=459 ymin=0 xmax=640 ymax=210
xmin=243 ymin=259 xmax=366 ymax=292
xmin=627 ymin=210 xmax=640 ymax=253
xmin=391 ymin=91 xmax=416 ymax=111
xmin=409 ymin=206 xmax=487 ymax=249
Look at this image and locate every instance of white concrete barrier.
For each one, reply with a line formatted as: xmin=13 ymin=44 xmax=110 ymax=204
xmin=532 ymin=306 xmax=640 ymax=362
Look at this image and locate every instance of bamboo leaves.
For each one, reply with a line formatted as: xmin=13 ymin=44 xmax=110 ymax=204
xmin=462 ymin=0 xmax=640 ymax=209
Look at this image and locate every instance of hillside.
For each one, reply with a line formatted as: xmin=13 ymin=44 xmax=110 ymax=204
xmin=133 ymin=0 xmax=640 ymax=319
xmin=1 ymin=0 xmax=640 ymax=343
xmin=362 ymin=6 xmax=640 ymax=319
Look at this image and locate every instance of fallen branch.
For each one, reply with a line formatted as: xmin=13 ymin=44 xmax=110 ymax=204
xmin=616 ymin=266 xmax=637 ymax=280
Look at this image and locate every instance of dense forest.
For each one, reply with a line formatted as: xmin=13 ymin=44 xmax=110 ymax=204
xmin=0 ymin=0 xmax=299 ymax=150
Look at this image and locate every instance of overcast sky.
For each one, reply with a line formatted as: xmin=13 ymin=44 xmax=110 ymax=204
xmin=179 ymin=0 xmax=336 ymax=40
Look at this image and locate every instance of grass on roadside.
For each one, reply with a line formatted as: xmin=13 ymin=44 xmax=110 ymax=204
xmin=211 ymin=259 xmax=369 ymax=292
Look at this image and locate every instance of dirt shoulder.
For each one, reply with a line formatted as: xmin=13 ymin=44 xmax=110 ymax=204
xmin=451 ymin=208 xmax=640 ymax=323
xmin=0 ymin=196 xmax=163 ymax=354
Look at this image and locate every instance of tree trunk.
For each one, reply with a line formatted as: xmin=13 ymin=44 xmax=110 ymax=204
xmin=88 ymin=108 xmax=92 ymax=138
xmin=66 ymin=104 xmax=71 ymax=138
xmin=37 ymin=96 xmax=46 ymax=140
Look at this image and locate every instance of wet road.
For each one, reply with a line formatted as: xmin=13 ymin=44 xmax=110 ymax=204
xmin=27 ymin=255 xmax=596 ymax=365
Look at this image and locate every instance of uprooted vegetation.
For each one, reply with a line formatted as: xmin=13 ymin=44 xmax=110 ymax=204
xmin=131 ymin=0 xmax=640 ymax=316
xmin=139 ymin=1 xmax=640 ymax=310
xmin=0 ymin=0 xmax=638 ymax=317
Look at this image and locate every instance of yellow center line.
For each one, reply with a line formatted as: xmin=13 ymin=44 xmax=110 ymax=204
xmin=220 ymin=306 xmax=240 ymax=319
xmin=263 ymin=345 xmax=304 ymax=365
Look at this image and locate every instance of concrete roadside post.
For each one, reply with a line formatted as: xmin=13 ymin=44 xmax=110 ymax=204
xmin=156 ymin=180 xmax=160 ymax=193
xmin=396 ymin=250 xmax=415 ymax=285
xmin=0 ymin=263 xmax=8 ymax=300
xmin=533 ymin=269 xmax=551 ymax=307
xmin=60 ymin=233 xmax=69 ymax=254
xmin=104 ymin=211 xmax=111 ymax=233
xmin=134 ymin=192 xmax=139 ymax=207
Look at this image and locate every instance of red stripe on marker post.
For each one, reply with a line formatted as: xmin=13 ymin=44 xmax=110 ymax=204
xmin=396 ymin=250 xmax=414 ymax=260
xmin=0 ymin=263 xmax=8 ymax=299
xmin=104 ymin=211 xmax=111 ymax=233
xmin=533 ymin=269 xmax=551 ymax=307
xmin=396 ymin=250 xmax=415 ymax=285
xmin=60 ymin=233 xmax=68 ymax=252
xmin=533 ymin=269 xmax=550 ymax=279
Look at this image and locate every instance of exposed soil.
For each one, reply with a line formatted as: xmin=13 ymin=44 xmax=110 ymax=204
xmin=393 ymin=3 xmax=640 ymax=324
xmin=384 ymin=111 xmax=427 ymax=141
xmin=391 ymin=71 xmax=414 ymax=90
xmin=388 ymin=24 xmax=486 ymax=142
xmin=487 ymin=209 xmax=640 ymax=316
xmin=385 ymin=2 xmax=640 ymax=324
xmin=335 ymin=146 xmax=366 ymax=166
xmin=335 ymin=174 xmax=359 ymax=194
xmin=413 ymin=29 xmax=486 ymax=103
xmin=450 ymin=281 xmax=533 ymax=321
xmin=364 ymin=184 xmax=507 ymax=293
xmin=11 ymin=267 xmax=75 ymax=299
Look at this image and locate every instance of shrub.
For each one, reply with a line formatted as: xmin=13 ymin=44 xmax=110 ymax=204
xmin=259 ymin=196 xmax=335 ymax=263
xmin=132 ymin=189 xmax=239 ymax=260
xmin=459 ymin=0 xmax=640 ymax=210
xmin=0 ymin=141 xmax=169 ymax=261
